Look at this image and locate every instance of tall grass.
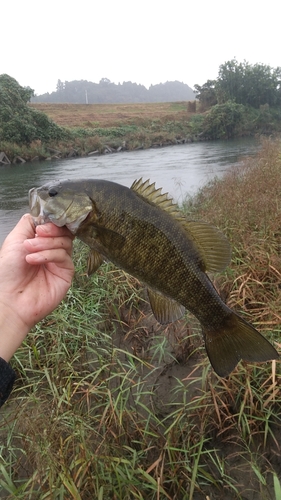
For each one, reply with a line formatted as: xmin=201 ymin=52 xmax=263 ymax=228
xmin=2 ymin=102 xmax=193 ymax=161
xmin=1 ymin=138 xmax=281 ymax=499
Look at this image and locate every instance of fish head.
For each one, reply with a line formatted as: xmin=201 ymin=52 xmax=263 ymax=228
xmin=29 ymin=179 xmax=93 ymax=234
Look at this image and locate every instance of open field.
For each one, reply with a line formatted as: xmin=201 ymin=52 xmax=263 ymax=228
xmin=30 ymin=102 xmax=192 ymax=129
xmin=0 ymin=101 xmax=194 ymax=162
xmin=3 ymin=100 xmax=276 ymax=163
xmin=0 ymin=101 xmax=195 ymax=162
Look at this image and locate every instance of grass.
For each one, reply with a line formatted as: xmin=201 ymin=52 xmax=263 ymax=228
xmin=1 ymin=102 xmax=196 ymax=162
xmin=2 ymin=101 xmax=280 ymax=162
xmin=1 ymin=138 xmax=281 ymax=499
xmin=32 ymin=101 xmax=195 ymax=158
xmin=29 ymin=102 xmax=190 ymax=129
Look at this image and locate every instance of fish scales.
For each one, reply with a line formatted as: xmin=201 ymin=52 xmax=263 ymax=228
xmin=29 ymin=178 xmax=279 ymax=377
xmin=77 ymin=181 xmax=229 ymax=324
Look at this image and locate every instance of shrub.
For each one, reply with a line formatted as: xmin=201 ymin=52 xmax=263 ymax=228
xmin=0 ymin=74 xmax=67 ymax=144
xmin=201 ymin=101 xmax=245 ymax=139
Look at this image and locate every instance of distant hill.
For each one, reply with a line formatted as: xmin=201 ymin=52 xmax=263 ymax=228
xmin=31 ymin=78 xmax=196 ymax=104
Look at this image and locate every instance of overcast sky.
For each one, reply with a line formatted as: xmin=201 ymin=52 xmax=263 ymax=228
xmin=2 ymin=0 xmax=280 ymax=96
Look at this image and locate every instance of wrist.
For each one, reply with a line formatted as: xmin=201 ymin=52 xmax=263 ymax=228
xmin=0 ymin=302 xmax=30 ymax=362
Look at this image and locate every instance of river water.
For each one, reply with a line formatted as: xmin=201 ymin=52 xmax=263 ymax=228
xmin=0 ymin=137 xmax=258 ymax=245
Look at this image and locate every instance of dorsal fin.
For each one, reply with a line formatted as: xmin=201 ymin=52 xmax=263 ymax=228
xmin=131 ymin=178 xmax=231 ymax=273
xmin=130 ymin=178 xmax=181 ymax=217
xmin=181 ymin=220 xmax=232 ymax=273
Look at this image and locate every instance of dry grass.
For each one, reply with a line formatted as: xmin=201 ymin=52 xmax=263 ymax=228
xmin=184 ymin=137 xmax=281 ymax=338
xmin=1 ymin=138 xmax=281 ymax=499
xmin=29 ymin=102 xmax=192 ymax=129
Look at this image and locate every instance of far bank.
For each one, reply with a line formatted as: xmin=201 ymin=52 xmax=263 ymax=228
xmin=1 ymin=100 xmax=280 ymax=165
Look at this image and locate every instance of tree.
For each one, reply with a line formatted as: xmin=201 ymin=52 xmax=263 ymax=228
xmin=216 ymin=59 xmax=244 ymax=103
xmin=217 ymin=59 xmax=281 ymax=108
xmin=56 ymin=79 xmax=65 ymax=92
xmin=32 ymin=79 xmax=196 ymax=104
xmin=0 ymin=74 xmax=67 ymax=144
xmin=99 ymin=77 xmax=111 ymax=85
xmin=195 ymin=60 xmax=281 ymax=110
xmin=194 ymin=79 xmax=218 ymax=109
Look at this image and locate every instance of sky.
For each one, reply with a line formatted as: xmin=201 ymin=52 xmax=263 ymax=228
xmin=2 ymin=0 xmax=280 ymax=96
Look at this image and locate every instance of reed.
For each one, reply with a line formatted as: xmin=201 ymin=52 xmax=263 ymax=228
xmin=1 ymin=138 xmax=281 ymax=499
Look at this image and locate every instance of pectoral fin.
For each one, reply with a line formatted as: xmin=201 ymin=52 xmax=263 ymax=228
xmin=147 ymin=289 xmax=185 ymax=324
xmin=96 ymin=227 xmax=126 ymax=252
xmin=87 ymin=250 xmax=104 ymax=276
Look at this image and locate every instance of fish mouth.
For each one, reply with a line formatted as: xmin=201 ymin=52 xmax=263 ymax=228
xmin=28 ymin=186 xmax=65 ymax=226
xmin=28 ymin=186 xmax=92 ymax=232
xmin=29 ymin=187 xmax=48 ymax=225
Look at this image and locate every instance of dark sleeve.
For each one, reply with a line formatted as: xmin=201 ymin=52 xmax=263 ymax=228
xmin=0 ymin=357 xmax=16 ymax=407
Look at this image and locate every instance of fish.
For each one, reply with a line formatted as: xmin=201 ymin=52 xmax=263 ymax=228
xmin=29 ymin=178 xmax=278 ymax=377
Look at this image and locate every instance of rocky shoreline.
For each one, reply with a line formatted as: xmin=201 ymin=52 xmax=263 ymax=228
xmin=0 ymin=136 xmax=195 ymax=166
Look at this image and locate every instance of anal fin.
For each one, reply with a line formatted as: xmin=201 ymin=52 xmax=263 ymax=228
xmin=147 ymin=289 xmax=185 ymax=324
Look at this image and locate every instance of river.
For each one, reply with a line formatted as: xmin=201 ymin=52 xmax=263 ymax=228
xmin=0 ymin=137 xmax=258 ymax=245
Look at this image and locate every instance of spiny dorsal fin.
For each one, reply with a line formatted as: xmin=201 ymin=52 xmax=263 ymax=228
xmin=131 ymin=178 xmax=231 ymax=273
xmin=130 ymin=178 xmax=181 ymax=217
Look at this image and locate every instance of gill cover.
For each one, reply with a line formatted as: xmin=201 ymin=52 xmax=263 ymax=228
xmin=29 ymin=181 xmax=93 ymax=233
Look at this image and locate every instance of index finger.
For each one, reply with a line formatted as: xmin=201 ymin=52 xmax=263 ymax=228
xmin=36 ymin=223 xmax=75 ymax=240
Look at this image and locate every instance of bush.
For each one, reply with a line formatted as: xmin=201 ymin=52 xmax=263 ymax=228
xmin=201 ymin=101 xmax=245 ymax=139
xmin=0 ymin=74 xmax=67 ymax=144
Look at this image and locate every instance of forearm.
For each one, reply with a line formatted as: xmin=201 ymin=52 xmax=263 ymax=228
xmin=0 ymin=306 xmax=30 ymax=408
xmin=0 ymin=216 xmax=74 ymax=408
xmin=0 ymin=304 xmax=30 ymax=362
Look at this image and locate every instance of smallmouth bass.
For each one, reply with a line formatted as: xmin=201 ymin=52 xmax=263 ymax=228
xmin=29 ymin=178 xmax=278 ymax=376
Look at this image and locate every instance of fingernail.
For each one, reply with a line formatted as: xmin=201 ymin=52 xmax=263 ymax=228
xmin=36 ymin=224 xmax=51 ymax=234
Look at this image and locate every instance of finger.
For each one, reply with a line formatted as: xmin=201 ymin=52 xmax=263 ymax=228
xmin=25 ymin=247 xmax=74 ymax=267
xmin=24 ymin=235 xmax=73 ymax=256
xmin=36 ymin=223 xmax=75 ymax=240
xmin=3 ymin=214 xmax=35 ymax=247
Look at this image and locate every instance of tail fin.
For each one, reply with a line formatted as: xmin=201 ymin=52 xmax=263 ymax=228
xmin=203 ymin=312 xmax=279 ymax=377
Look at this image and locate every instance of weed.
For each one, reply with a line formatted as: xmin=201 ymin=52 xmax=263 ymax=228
xmin=1 ymin=140 xmax=281 ymax=498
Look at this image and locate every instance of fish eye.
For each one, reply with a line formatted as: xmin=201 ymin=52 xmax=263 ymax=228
xmin=48 ymin=188 xmax=58 ymax=197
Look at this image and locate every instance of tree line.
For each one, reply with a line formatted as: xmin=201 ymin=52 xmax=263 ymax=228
xmin=31 ymin=78 xmax=196 ymax=104
xmin=191 ymin=59 xmax=281 ymax=140
xmin=1 ymin=59 xmax=281 ymax=147
xmin=194 ymin=59 xmax=281 ymax=109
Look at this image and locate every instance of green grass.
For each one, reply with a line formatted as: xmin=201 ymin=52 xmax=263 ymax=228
xmin=1 ymin=102 xmax=195 ymax=161
xmin=1 ymin=138 xmax=281 ymax=499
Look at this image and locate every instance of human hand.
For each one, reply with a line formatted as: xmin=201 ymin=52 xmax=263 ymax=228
xmin=0 ymin=214 xmax=75 ymax=361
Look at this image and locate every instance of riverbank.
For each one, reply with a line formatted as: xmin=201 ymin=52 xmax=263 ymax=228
xmin=1 ymin=138 xmax=281 ymax=499
xmin=2 ymin=100 xmax=279 ymax=165
xmin=0 ymin=101 xmax=197 ymax=164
